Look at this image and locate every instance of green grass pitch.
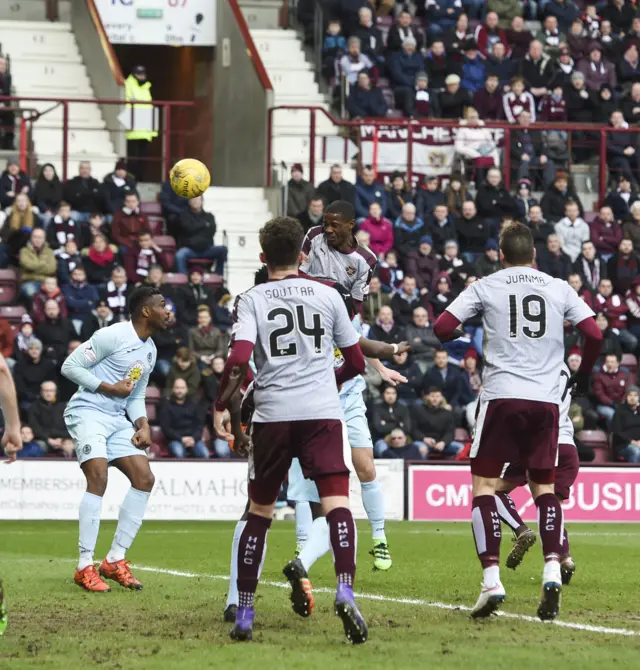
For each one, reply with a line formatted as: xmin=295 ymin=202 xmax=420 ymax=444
xmin=0 ymin=520 xmax=639 ymax=669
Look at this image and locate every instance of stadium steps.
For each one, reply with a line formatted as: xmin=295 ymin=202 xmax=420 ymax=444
xmin=0 ymin=20 xmax=117 ymax=177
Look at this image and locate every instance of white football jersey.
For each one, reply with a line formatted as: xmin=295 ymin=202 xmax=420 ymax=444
xmin=557 ymin=363 xmax=576 ymax=447
xmin=231 ymin=276 xmax=359 ymax=423
xmin=446 ymin=267 xmax=594 ymax=404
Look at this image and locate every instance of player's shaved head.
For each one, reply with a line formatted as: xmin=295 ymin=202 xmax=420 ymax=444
xmin=129 ymin=285 xmax=163 ymax=317
xmin=325 ymin=200 xmax=355 ymax=222
xmin=499 ymin=222 xmax=535 ymax=266
xmin=259 ymin=216 xmax=304 ymax=270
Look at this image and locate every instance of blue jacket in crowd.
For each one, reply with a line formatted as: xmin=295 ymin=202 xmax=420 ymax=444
xmin=426 ymin=0 xmax=462 ymax=31
xmin=62 ymin=282 xmax=100 ymax=319
xmin=347 ymin=86 xmax=388 ymax=119
xmin=323 ymin=34 xmax=347 ymax=54
xmin=389 ymin=50 xmax=425 ymax=88
xmin=461 ymin=55 xmax=486 ymax=95
xmin=355 ymin=176 xmax=388 ymax=219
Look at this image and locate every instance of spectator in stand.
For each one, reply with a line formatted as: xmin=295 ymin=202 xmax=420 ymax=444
xmin=405 ymin=306 xmax=441 ymax=362
xmin=35 ymin=299 xmax=75 ymax=363
xmin=0 ymin=55 xmax=13 ymax=150
xmin=602 ymin=0 xmax=635 ymax=35
xmin=355 ymin=166 xmax=387 ymax=222
xmin=46 ymin=201 xmax=78 ymax=252
xmin=378 ymin=428 xmax=425 ymax=460
xmin=625 ymin=275 xmax=640 ymax=342
xmin=63 ymin=161 xmax=104 ymax=223
xmin=111 ymin=192 xmax=148 ymax=252
xmin=152 ymin=299 xmax=187 ymax=377
xmin=412 ymin=387 xmax=464 ymax=459
xmin=359 ymin=201 xmax=393 ymax=258
xmin=520 ymin=41 xmax=554 ymax=101
xmin=55 ymin=236 xmax=85 ymax=288
xmin=474 ymin=12 xmax=509 ymax=58
xmin=577 ymin=43 xmax=617 ymax=91
xmin=15 ymin=426 xmax=45 ymax=459
xmin=438 ymin=73 xmax=472 ymax=119
xmin=33 ymin=163 xmax=63 ymax=228
xmin=607 ymin=110 xmax=640 ymax=187
xmin=583 ymin=2 xmax=602 ymax=39
xmin=456 ymin=200 xmax=491 ymax=257
xmin=568 ymin=272 xmax=595 ymax=310
xmin=539 ymin=83 xmax=569 ymax=122
xmin=80 ymin=212 xmax=112 ymax=249
xmin=13 ymin=338 xmax=57 ymax=411
xmin=444 ymin=13 xmax=473 ymax=62
xmin=175 ymin=195 xmax=227 ymax=276
xmin=339 ymin=0 xmax=375 ymax=36
xmin=598 ymin=87 xmax=618 ymax=123
xmin=554 ymin=200 xmax=590 ymax=263
xmin=547 ymin=0 xmax=581 ymax=33
xmin=13 ymin=314 xmax=36 ymax=361
xmin=425 ymin=40 xmax=453 ymax=92
xmin=80 ymin=299 xmax=115 ymax=340
xmin=425 ymin=204 xmax=457 ymax=255
xmin=393 ymin=202 xmax=425 ymax=257
xmin=549 ymin=46 xmax=577 ymax=89
xmin=386 ymin=349 xmax=424 ymax=403
xmin=514 ymin=179 xmax=537 ymax=220
xmin=506 ymin=16 xmax=533 ymax=60
xmin=62 ymin=265 xmax=100 ymax=332
xmin=387 ymin=172 xmax=414 ymax=222
xmin=567 ymin=18 xmax=588 ymax=61
xmin=594 ymin=351 xmax=630 ymax=425
xmin=413 ymin=72 xmax=441 ymax=118
xmin=390 ymin=275 xmax=423 ymax=326
xmin=503 ymin=76 xmax=536 ymax=124
xmin=160 ymin=377 xmax=209 ymax=459
xmin=454 ymin=107 xmax=500 ymax=182
xmin=475 ymin=168 xmax=517 ymax=231
xmin=363 ymin=275 xmax=390 ymax=324
xmin=489 ymin=0 xmax=522 ymax=27
xmin=377 ymin=250 xmax=404 ymax=294
xmin=387 ymin=10 xmax=425 ymax=54
xmin=159 ymin=178 xmax=188 ymax=238
xmin=124 ymin=229 xmax=166 ymax=285
xmin=174 ymin=267 xmax=211 ymax=327
xmin=444 ymin=174 xmax=472 ymax=218
xmin=474 ymin=239 xmax=501 ymax=277
xmin=511 ymin=110 xmax=556 ymax=189
xmin=297 ymin=195 xmax=324 ymax=234
xmin=353 ymin=6 xmax=385 ymax=68
xmin=621 ymin=83 xmax=640 ymax=127
xmin=473 ymin=74 xmax=504 ymax=120
xmin=337 ymin=37 xmax=374 ymax=86
xmin=316 ymin=165 xmax=356 ymax=206
xmin=405 ymin=236 xmax=439 ymax=296
xmin=625 ymin=14 xmax=640 ymax=44
xmin=525 ymin=204 xmax=555 ymax=253
xmin=416 ymin=175 xmax=445 ymax=222
xmin=348 ymin=71 xmax=388 ymax=119
xmin=28 ymin=380 xmax=73 ymax=457
xmin=573 ymin=239 xmax=606 ymax=293
xmin=0 ymin=193 xmax=41 ymax=266
xmin=623 ymin=202 xmax=640 ymax=253
xmin=165 ymin=346 xmax=201 ymax=399
xmin=369 ymin=305 xmax=405 ymax=344
xmin=421 ymin=348 xmax=461 ymax=404
xmin=595 ymin=311 xmax=624 ymax=359
xmin=439 ymin=239 xmax=471 ymax=294
xmin=286 ymin=164 xmax=314 ymax=219
xmin=426 ymin=0 xmax=462 ymax=39
xmin=99 ymin=265 xmax=129 ymax=323
xmin=595 ymin=277 xmax=637 ymax=352
xmin=390 ymin=36 xmax=425 ymax=114
xmin=565 ymin=73 xmax=599 ymax=164
xmin=591 ymin=205 xmax=623 ymax=258
xmin=200 ymin=355 xmax=224 ymax=408
xmin=103 ymin=159 xmax=138 ymax=215
xmin=605 ymin=175 xmax=638 ymax=222
xmin=540 ymin=16 xmax=565 ymax=60
xmin=372 ymin=385 xmax=412 ymax=453
xmin=321 ymin=18 xmax=347 ymax=81
xmin=541 ymin=171 xmax=584 ymax=222
xmin=608 ymin=237 xmax=640 ymax=295
xmin=459 ymin=41 xmax=486 ymax=94
xmin=617 ymin=43 xmax=640 ymax=87
xmin=188 ymin=304 xmax=226 ymax=368
xmin=538 ymin=233 xmax=573 ymax=278
xmin=19 ymin=228 xmax=56 ymax=299
xmin=0 ymin=156 xmax=31 ymax=209
xmin=486 ymin=41 xmax=516 ymax=90
xmin=82 ymin=233 xmax=118 ymax=287
xmin=428 ymin=273 xmax=455 ymax=319
xmin=612 ymin=385 xmax=640 ymax=462
xmin=31 ymin=276 xmax=68 ymax=325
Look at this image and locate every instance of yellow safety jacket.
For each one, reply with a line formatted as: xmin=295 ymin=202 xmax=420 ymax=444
xmin=124 ymin=74 xmax=158 ymax=141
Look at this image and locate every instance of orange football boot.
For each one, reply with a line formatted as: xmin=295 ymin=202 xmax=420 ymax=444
xmin=74 ymin=565 xmax=111 ymax=592
xmin=99 ymin=558 xmax=143 ymax=590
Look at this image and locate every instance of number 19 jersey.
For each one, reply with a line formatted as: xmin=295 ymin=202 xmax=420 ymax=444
xmin=231 ymin=276 xmax=360 ymax=423
xmin=446 ymin=267 xmax=594 ymax=404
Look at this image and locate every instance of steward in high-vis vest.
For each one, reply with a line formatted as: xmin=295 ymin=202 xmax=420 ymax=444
xmin=124 ymin=65 xmax=157 ymax=181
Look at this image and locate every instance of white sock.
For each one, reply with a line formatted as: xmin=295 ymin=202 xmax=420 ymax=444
xmin=543 ymin=559 xmax=562 ymax=585
xmin=106 ymin=488 xmax=150 ymax=563
xmin=298 ymin=517 xmax=331 ymax=573
xmin=226 ymin=519 xmax=246 ymax=608
xmin=483 ymin=565 xmax=501 ymax=588
xmin=361 ymin=479 xmax=386 ymax=542
xmin=78 ymin=492 xmax=103 ymax=570
xmin=295 ymin=501 xmax=313 ymax=547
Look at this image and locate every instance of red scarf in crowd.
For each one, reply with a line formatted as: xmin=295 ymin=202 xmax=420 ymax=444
xmin=88 ymin=245 xmax=115 ymax=267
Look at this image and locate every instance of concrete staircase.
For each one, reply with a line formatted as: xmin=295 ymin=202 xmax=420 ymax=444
xmin=0 ymin=20 xmax=117 ymax=177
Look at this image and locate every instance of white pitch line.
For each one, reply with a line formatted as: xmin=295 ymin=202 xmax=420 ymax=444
xmin=132 ymin=564 xmax=640 ymax=638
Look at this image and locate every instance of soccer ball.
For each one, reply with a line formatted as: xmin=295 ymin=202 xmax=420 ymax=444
xmin=169 ymin=158 xmax=211 ymax=199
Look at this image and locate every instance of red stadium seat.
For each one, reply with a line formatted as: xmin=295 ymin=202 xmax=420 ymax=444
xmin=0 ymin=268 xmax=18 ymax=306
xmin=164 ymin=272 xmax=187 ymax=286
xmin=0 ymin=305 xmax=26 ymax=326
xmin=146 ymin=403 xmax=157 ymax=423
xmin=577 ymin=430 xmax=608 ymax=448
xmin=155 ymin=235 xmax=176 ymax=252
xmin=146 ymin=385 xmax=162 ymax=404
xmin=454 ymin=428 xmax=470 ymax=442
xmin=141 ymin=201 xmax=162 ymax=215
xmin=148 ymin=216 xmax=164 ymax=236
xmin=583 ymin=211 xmax=597 ymax=224
xmin=187 ymin=258 xmax=213 ymax=273
xmin=622 ymin=353 xmax=638 ymax=382
xmin=203 ymin=273 xmax=224 ymax=288
xmin=150 ymin=425 xmax=168 ymax=457
xmin=591 ymin=447 xmax=611 ymax=464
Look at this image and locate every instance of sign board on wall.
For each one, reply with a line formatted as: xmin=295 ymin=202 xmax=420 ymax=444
xmin=0 ymin=460 xmax=404 ymax=521
xmin=409 ymin=465 xmax=640 ymax=522
xmin=95 ymin=0 xmax=216 ymax=46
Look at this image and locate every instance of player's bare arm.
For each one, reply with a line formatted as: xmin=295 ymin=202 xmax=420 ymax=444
xmin=0 ymin=354 xmax=22 ymax=463
xmin=359 ymin=338 xmax=411 ymax=359
xmin=99 ymin=379 xmax=135 ymax=398
xmin=131 ymin=417 xmax=152 ymax=449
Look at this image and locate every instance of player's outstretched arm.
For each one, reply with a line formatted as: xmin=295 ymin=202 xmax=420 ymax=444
xmin=0 ymin=354 xmax=22 ymax=463
xmin=359 ymin=338 xmax=411 ymax=360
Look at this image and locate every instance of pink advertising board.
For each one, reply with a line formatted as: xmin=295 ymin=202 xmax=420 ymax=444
xmin=409 ymin=465 xmax=640 ymax=522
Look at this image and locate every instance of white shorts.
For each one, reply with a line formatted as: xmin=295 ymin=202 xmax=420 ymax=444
xmin=65 ymin=409 xmax=145 ymax=465
xmin=341 ymin=391 xmax=373 ymax=450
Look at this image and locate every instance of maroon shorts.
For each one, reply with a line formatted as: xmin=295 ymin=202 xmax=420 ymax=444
xmin=471 ymin=398 xmax=559 ymax=482
xmin=249 ymin=419 xmax=347 ymax=505
xmin=502 ymin=443 xmax=580 ymax=500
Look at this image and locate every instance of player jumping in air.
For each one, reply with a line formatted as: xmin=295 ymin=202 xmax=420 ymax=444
xmin=434 ymin=223 xmax=602 ymax=621
xmin=214 ymin=217 xmax=368 ymax=644
xmin=300 ymin=199 xmax=402 ymax=570
xmin=61 ymin=286 xmax=169 ymax=592
xmin=495 ymin=363 xmax=580 ymax=584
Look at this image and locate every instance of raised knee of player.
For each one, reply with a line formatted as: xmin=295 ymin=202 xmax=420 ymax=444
xmin=82 ymin=460 xmax=109 ymax=496
xmin=472 ymin=474 xmax=498 ymax=498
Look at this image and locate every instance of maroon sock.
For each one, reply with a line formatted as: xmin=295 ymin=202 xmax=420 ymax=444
xmin=237 ymin=513 xmax=271 ymax=607
xmin=561 ymin=527 xmax=570 ymax=558
xmin=471 ymin=495 xmax=501 ymax=568
xmin=327 ymin=507 xmax=356 ymax=586
xmin=495 ymin=492 xmax=527 ymax=533
xmin=535 ymin=493 xmax=563 ymax=561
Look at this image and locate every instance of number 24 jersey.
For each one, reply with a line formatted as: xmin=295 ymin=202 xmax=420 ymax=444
xmin=446 ymin=267 xmax=594 ymax=404
xmin=231 ymin=276 xmax=359 ymax=423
